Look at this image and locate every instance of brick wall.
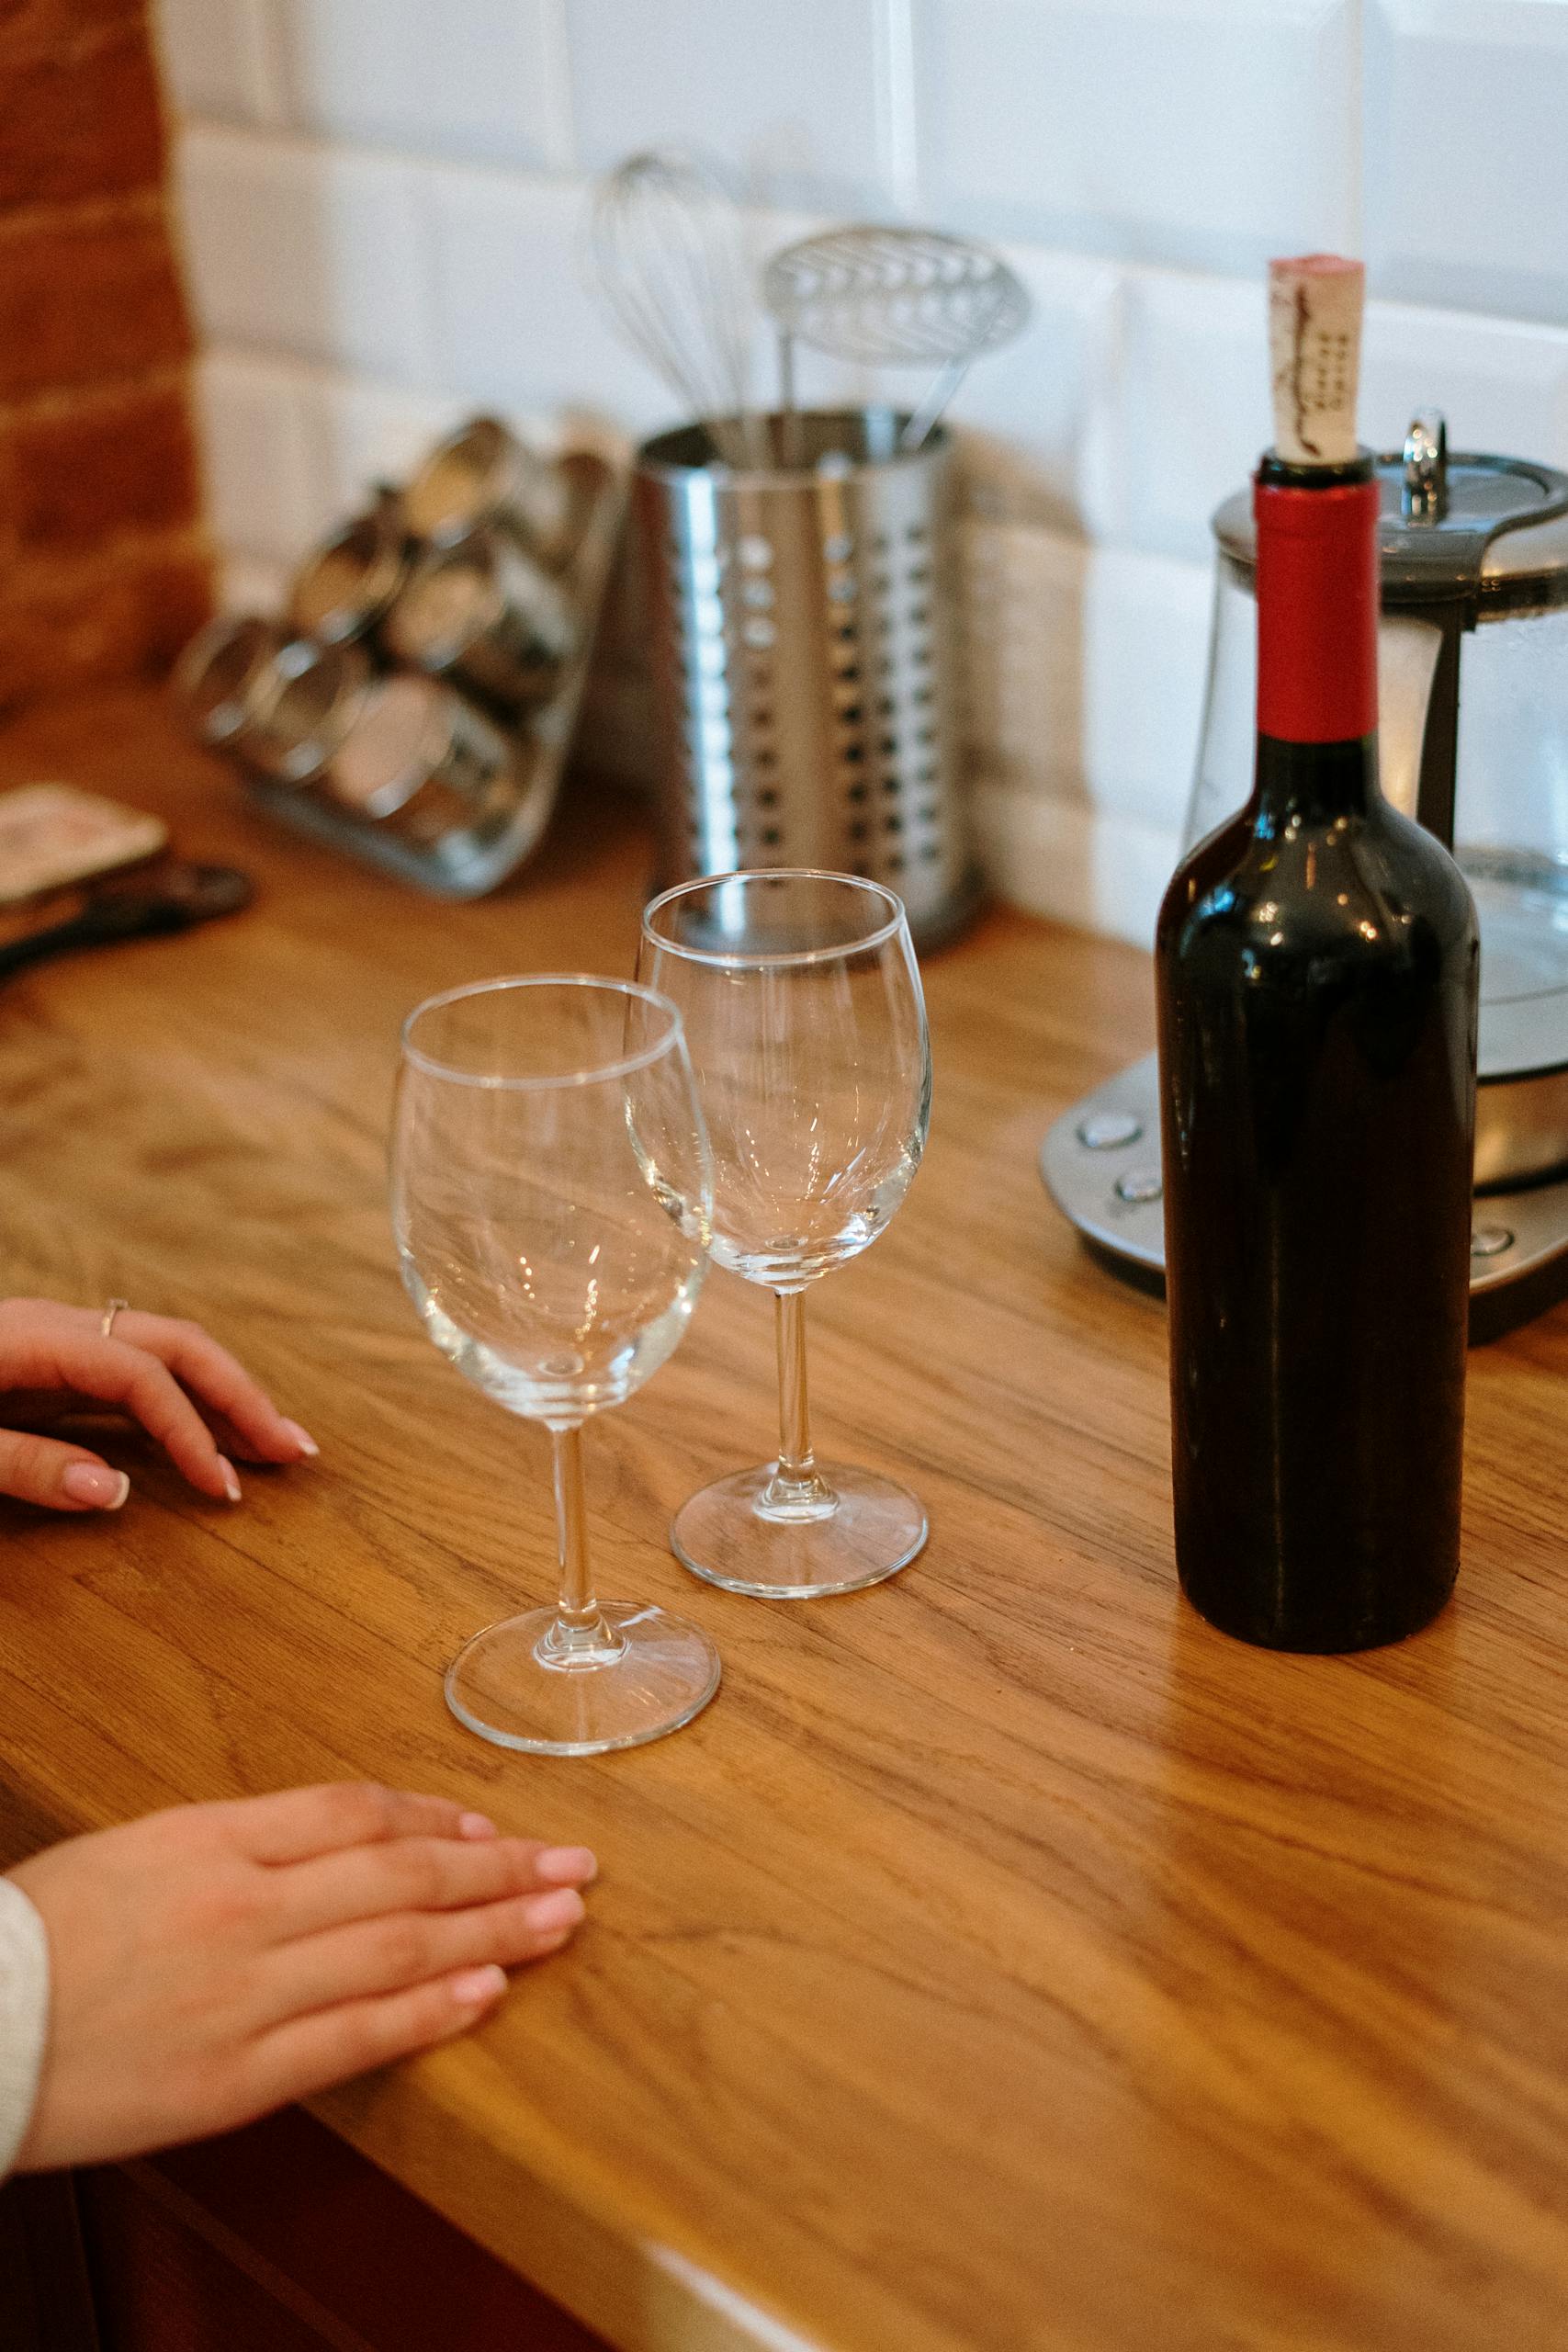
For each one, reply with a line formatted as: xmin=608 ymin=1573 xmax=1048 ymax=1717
xmin=0 ymin=0 xmax=209 ymax=715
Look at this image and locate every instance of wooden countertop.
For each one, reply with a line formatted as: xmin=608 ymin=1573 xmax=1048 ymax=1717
xmin=3 ymin=688 xmax=1567 ymax=2351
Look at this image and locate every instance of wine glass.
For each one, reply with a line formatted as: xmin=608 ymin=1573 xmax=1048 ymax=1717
xmin=391 ymin=975 xmax=721 ymax=1753
xmin=637 ymin=871 xmax=932 ymax=1598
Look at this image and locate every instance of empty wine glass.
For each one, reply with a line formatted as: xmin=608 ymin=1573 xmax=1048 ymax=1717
xmin=391 ymin=975 xmax=720 ymax=1753
xmin=638 ymin=871 xmax=932 ymax=1598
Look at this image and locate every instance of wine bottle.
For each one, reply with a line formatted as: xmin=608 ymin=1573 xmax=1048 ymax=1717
xmin=1154 ymin=254 xmax=1479 ymax=1652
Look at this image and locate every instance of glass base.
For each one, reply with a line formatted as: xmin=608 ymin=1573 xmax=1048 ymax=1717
xmin=671 ymin=1462 xmax=927 ymax=1598
xmin=444 ymin=1601 xmax=721 ymax=1756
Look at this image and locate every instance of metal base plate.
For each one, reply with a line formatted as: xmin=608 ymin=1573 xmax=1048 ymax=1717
xmin=1041 ymin=1054 xmax=1568 ymax=1341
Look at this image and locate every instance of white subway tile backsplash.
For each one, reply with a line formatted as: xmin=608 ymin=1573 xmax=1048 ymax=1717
xmin=1098 ymin=268 xmax=1268 ymax=564
xmin=915 ymin=0 xmax=1358 ymax=276
xmin=154 ymin=0 xmax=1568 ymax=941
xmin=1096 ymin=273 xmax=1568 ymax=569
xmin=973 ymin=786 xmax=1181 ymax=949
xmin=270 ymin=0 xmax=570 ymax=171
xmin=176 ymin=128 xmax=434 ymax=384
xmin=294 ymin=376 xmax=471 ymax=525
xmin=565 ymin=0 xmax=891 ymax=213
xmin=193 ymin=349 xmax=317 ymax=564
xmin=1362 ymin=300 xmax=1568 ymax=474
xmin=963 ymin=521 xmax=1209 ymax=832
xmin=944 ymin=244 xmax=1121 ymax=537
xmin=962 ymin=518 xmax=1088 ymax=800
xmin=152 ymin=0 xmax=283 ymax=126
xmin=1081 ymin=543 xmax=1210 ymax=833
xmin=424 ymin=166 xmax=695 ymax=424
xmin=1366 ymin=2 xmax=1568 ymax=326
xmin=203 ymin=352 xmax=625 ymax=576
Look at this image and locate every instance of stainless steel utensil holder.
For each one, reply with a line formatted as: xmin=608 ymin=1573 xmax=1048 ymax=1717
xmin=636 ymin=409 xmax=980 ymax=946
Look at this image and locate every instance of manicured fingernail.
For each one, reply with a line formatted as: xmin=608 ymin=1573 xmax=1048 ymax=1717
xmin=458 ymin=1812 xmax=498 ymax=1840
xmin=63 ymin=1464 xmax=130 ymax=1510
xmin=282 ymin=1419 xmax=319 ymax=1458
xmin=536 ymin=1846 xmax=597 ymax=1885
xmin=527 ymin=1888 xmax=586 ymax=1934
xmin=219 ymin=1457 xmax=242 ymax=1503
xmin=451 ymin=1963 xmax=507 ymax=2006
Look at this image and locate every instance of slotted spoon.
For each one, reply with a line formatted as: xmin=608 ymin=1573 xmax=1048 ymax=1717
xmin=762 ymin=224 xmax=1031 ymax=455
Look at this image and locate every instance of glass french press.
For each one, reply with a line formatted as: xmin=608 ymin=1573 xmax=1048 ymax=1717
xmin=1043 ymin=414 xmax=1568 ymax=1335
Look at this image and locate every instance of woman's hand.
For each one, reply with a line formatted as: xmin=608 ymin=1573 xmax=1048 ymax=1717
xmin=0 ymin=1295 xmax=314 ymax=1509
xmin=9 ymin=1782 xmax=597 ymax=2170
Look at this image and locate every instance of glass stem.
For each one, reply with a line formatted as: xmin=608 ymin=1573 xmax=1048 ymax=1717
xmin=776 ymin=1289 xmax=816 ymax=1483
xmin=757 ymin=1291 xmax=838 ymax=1520
xmin=552 ymin=1424 xmax=596 ymax=1623
xmin=539 ymin=1424 xmax=623 ymax=1665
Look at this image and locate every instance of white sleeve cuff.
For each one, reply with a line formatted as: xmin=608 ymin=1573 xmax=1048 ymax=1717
xmin=0 ymin=1875 xmax=51 ymax=2179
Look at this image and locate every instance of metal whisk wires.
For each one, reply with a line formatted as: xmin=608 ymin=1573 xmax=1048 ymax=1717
xmin=592 ymin=150 xmax=763 ymax=471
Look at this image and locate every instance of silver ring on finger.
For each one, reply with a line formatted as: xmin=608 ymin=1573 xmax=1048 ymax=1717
xmin=100 ymin=1297 xmax=130 ymax=1340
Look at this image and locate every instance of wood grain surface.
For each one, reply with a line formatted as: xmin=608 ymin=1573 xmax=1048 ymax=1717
xmin=1 ymin=689 xmax=1566 ymax=2352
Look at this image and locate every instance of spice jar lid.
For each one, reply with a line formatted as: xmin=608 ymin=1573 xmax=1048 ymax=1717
xmin=174 ymin=614 xmax=288 ymax=749
xmin=243 ymin=639 xmax=371 ymax=786
xmin=326 ymin=673 xmax=452 ymax=820
xmin=403 ymin=416 xmax=575 ymax=565
xmin=386 ymin=533 xmax=507 ymax=668
xmin=288 ymin=502 xmax=410 ymax=642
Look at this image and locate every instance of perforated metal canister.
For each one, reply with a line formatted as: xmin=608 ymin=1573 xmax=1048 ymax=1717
xmin=635 ymin=410 xmax=980 ymax=947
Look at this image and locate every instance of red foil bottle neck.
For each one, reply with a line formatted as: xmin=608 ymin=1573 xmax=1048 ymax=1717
xmin=1254 ymin=475 xmax=1379 ymax=743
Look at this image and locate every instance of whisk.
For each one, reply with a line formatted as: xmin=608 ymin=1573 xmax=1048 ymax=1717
xmin=761 ymin=225 xmax=1031 ymax=454
xmin=592 ymin=150 xmax=765 ymax=471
